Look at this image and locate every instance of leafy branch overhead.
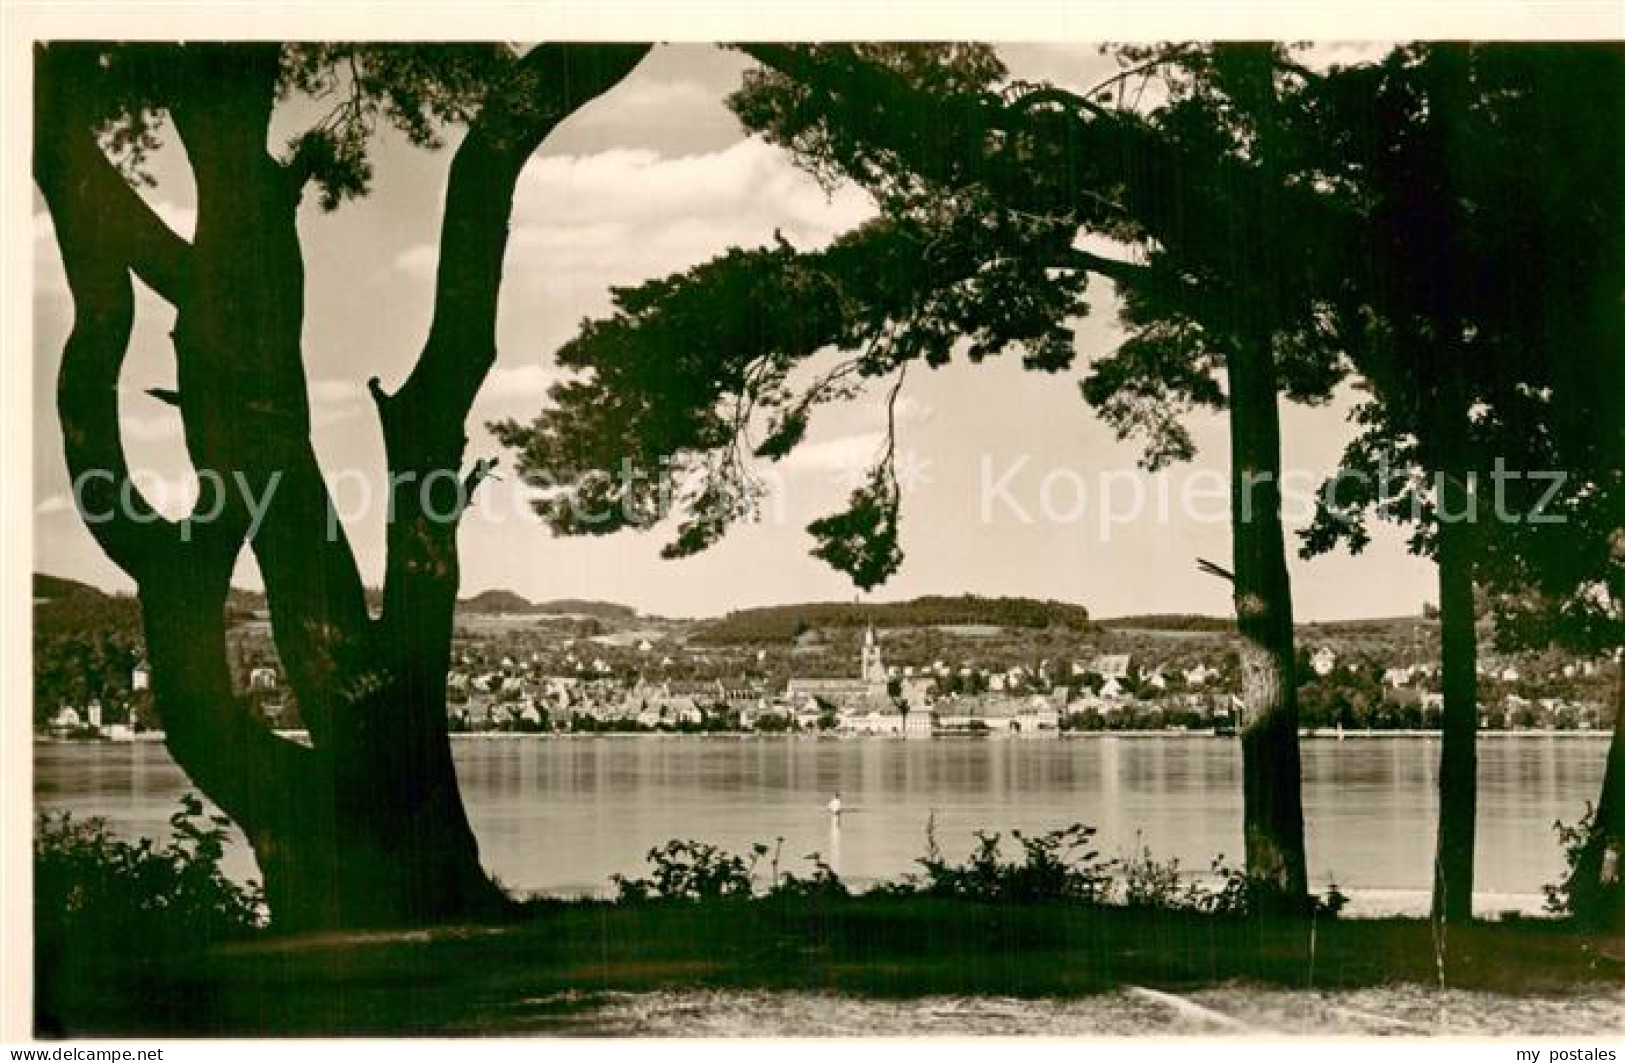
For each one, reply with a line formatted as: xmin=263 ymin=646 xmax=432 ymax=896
xmin=489 ymin=155 xmax=1096 ymax=587
xmin=1294 ymin=45 xmax=1624 ymax=656
xmin=493 ymin=42 xmax=1364 ymax=588
xmin=491 ymin=42 xmax=1196 ymax=586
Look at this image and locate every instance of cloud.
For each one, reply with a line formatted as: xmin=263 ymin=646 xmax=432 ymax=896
xmin=121 ymin=412 xmax=185 ymax=443
xmin=401 ymin=138 xmax=880 ymax=421
xmin=35 ymin=211 xmax=64 ymax=288
xmin=780 ymin=431 xmax=885 ymax=477
xmin=396 ymin=138 xmax=876 ymax=302
xmin=308 ymin=379 xmax=365 ymax=407
xmin=895 ymin=395 xmax=935 ymax=425
xmin=1303 ymin=42 xmax=1397 ymax=69
xmin=768 ymin=395 xmax=935 ymax=487
xmin=855 ymin=394 xmax=935 ymax=430
xmin=149 ymin=200 xmax=196 ymax=240
xmin=113 ymin=386 xmax=185 ymax=442
xmin=513 ymin=138 xmax=872 ymax=238
xmin=479 ymin=363 xmax=567 ymax=405
xmin=565 ymin=78 xmax=721 ymax=130
xmin=998 ymin=43 xmax=1121 ymax=96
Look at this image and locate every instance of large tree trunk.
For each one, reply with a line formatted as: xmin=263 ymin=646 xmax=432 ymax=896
xmin=1225 ymin=339 xmax=1310 ymax=912
xmin=249 ymin=711 xmax=510 ymax=930
xmin=1431 ymin=512 xmax=1479 ymax=924
xmin=149 ymin=47 xmax=503 ymax=930
xmin=1569 ymin=665 xmax=1625 ymax=928
xmin=144 ymin=577 xmax=505 ymax=928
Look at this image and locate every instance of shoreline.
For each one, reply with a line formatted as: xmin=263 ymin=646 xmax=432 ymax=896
xmin=31 ymin=727 xmax=1615 ymax=745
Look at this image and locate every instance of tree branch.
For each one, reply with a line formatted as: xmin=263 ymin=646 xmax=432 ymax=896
xmin=1060 ymin=246 xmax=1155 ymax=286
xmin=34 ymin=44 xmax=195 ymax=304
xmin=1008 ymin=84 xmax=1117 ymax=122
xmin=374 ymin=43 xmax=650 ymax=678
xmin=34 ymin=43 xmax=313 ymax=813
xmin=388 ymin=43 xmax=653 ymax=436
xmin=138 ymin=563 xmax=316 ymax=837
xmin=35 ymin=51 xmax=191 ymax=579
xmin=163 ymin=42 xmax=374 ymax=751
xmin=47 ymin=240 xmax=182 ymax=579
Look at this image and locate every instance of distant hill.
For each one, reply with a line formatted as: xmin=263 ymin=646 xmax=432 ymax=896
xmin=456 ymin=589 xmax=636 ymax=620
xmin=458 ymin=589 xmax=537 ymax=614
xmin=33 ymin=572 xmax=105 ymax=603
xmin=33 ymin=574 xmax=140 ymax=639
xmin=1102 ymin=614 xmax=1236 ymax=633
xmin=693 ymin=594 xmax=1095 ymax=645
xmin=1302 ymin=615 xmax=1438 ymax=636
xmin=531 ymin=599 xmax=638 ymax=620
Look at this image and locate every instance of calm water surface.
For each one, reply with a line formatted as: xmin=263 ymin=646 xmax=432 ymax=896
xmin=33 ymin=734 xmax=1609 ymax=913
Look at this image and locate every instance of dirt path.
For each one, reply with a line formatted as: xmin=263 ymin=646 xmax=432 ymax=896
xmin=531 ymin=984 xmax=1625 ymax=1037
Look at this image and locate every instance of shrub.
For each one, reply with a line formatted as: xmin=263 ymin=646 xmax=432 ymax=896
xmin=611 ymin=839 xmax=768 ymax=902
xmin=1205 ymin=855 xmax=1255 ymax=916
xmin=603 ymin=825 xmax=1349 ymax=918
xmin=1544 ymin=804 xmax=1621 ymax=923
xmin=1117 ymin=839 xmax=1206 ymax=910
xmin=1203 ymin=855 xmax=1348 ymax=918
xmin=769 ymin=851 xmax=850 ymax=902
xmin=1545 ymin=807 xmax=1594 ymax=915
xmin=35 ymin=793 xmax=264 ymax=949
xmin=916 ymin=820 xmax=1114 ymax=903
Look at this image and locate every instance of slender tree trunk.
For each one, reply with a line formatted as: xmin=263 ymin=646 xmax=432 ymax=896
xmin=1570 ymin=664 xmax=1625 ymax=928
xmin=1431 ymin=512 xmax=1479 ymax=924
xmin=1412 ymin=346 xmax=1481 ymax=928
xmin=1226 ymin=339 xmax=1310 ymax=912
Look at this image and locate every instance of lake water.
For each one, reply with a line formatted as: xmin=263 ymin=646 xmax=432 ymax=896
xmin=33 ymin=733 xmax=1611 ymax=916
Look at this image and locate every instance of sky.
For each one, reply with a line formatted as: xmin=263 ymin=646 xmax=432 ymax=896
xmin=31 ymin=42 xmax=1436 ymax=621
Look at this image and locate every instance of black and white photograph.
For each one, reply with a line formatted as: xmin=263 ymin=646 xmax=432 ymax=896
xmin=7 ymin=4 xmax=1625 ymax=1046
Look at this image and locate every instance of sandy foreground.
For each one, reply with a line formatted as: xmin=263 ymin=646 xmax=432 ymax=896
xmin=531 ymin=985 xmax=1625 ymax=1037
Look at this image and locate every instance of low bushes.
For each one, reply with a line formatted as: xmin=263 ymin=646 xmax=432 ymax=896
xmin=35 ymin=793 xmax=264 ymax=950
xmin=609 ymin=818 xmax=1348 ymax=917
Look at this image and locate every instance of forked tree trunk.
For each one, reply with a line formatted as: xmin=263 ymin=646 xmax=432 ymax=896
xmin=36 ymin=41 xmax=650 ymax=932
xmin=141 ymin=572 xmax=509 ymax=930
xmin=1225 ymin=339 xmax=1310 ymax=912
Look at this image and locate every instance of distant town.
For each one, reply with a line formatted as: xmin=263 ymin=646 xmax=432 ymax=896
xmin=34 ymin=573 xmax=1619 ymax=743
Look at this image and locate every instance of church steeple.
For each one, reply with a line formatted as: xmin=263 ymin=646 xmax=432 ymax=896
xmin=861 ymin=623 xmax=885 ymax=683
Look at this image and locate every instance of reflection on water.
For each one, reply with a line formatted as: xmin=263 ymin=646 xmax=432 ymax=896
xmin=32 ymin=735 xmax=1608 ymax=910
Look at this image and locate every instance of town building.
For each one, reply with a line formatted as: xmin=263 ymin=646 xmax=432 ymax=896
xmin=785 ymin=625 xmax=892 ymax=711
xmin=1090 ymin=654 xmax=1134 ymax=680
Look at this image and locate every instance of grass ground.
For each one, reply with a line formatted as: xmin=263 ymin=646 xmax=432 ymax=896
xmin=35 ymin=896 xmax=1625 ymax=1037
